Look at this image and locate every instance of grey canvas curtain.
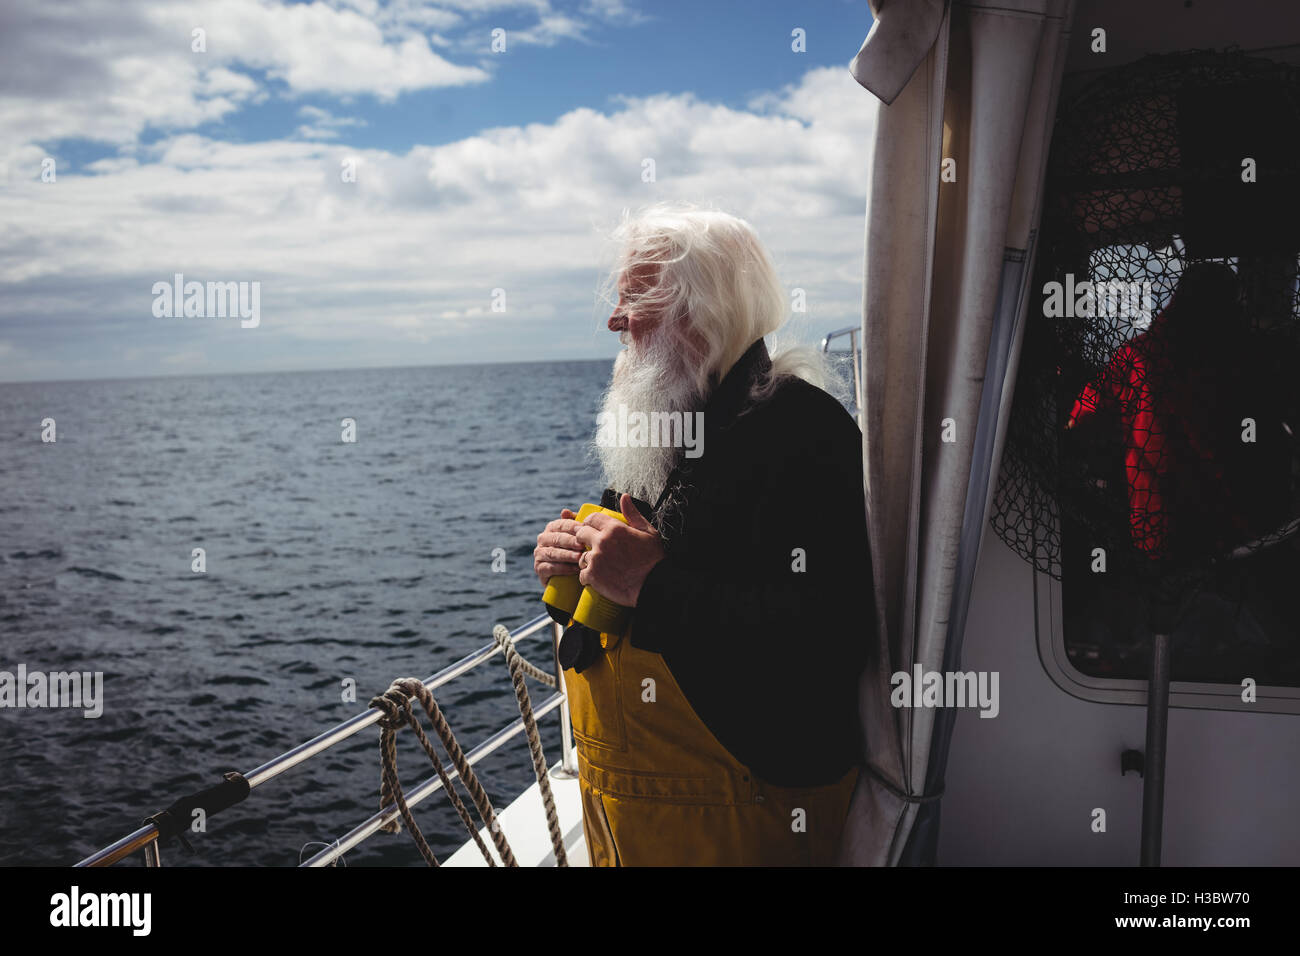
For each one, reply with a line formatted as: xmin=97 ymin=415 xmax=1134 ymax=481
xmin=840 ymin=0 xmax=1076 ymax=865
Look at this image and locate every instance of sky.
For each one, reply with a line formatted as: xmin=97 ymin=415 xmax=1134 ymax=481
xmin=0 ymin=0 xmax=879 ymax=383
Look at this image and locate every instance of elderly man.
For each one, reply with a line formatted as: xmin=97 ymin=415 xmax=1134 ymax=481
xmin=533 ymin=203 xmax=871 ymax=866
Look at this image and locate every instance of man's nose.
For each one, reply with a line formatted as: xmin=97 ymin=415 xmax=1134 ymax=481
xmin=608 ymin=312 xmax=625 ymax=333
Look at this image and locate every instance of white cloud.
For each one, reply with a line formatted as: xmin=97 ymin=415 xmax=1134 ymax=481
xmin=200 ymin=66 xmax=263 ymax=100
xmin=159 ymin=2 xmax=490 ymax=98
xmin=0 ymin=0 xmax=662 ymax=181
xmin=296 ymin=105 xmax=368 ymax=140
xmin=0 ymin=0 xmax=529 ymax=171
xmin=580 ymin=0 xmax=649 ymax=25
xmin=0 ymin=64 xmax=879 ymax=380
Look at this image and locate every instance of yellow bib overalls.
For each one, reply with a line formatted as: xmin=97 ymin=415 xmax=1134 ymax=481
xmin=565 ymin=626 xmax=859 ymax=866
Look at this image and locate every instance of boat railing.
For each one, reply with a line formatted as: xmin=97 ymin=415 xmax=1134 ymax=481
xmin=820 ymin=325 xmax=863 ymax=415
xmin=75 ymin=614 xmax=575 ymax=867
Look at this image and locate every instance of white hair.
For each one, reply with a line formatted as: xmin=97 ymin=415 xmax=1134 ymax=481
xmin=599 ymin=201 xmax=839 ymax=408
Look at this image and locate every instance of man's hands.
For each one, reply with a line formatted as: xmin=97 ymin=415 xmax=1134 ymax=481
xmin=533 ymin=495 xmax=666 ymax=607
xmin=534 ymin=508 xmax=582 ymax=587
xmin=574 ymin=494 xmax=665 ymax=608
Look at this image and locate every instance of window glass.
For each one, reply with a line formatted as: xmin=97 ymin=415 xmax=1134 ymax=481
xmin=1061 ymin=247 xmax=1300 ymax=687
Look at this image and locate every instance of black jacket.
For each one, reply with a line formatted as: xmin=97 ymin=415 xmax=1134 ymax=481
xmin=602 ymin=339 xmax=872 ymax=787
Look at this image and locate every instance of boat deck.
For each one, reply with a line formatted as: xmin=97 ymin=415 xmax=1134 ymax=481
xmin=445 ymin=761 xmax=587 ymax=866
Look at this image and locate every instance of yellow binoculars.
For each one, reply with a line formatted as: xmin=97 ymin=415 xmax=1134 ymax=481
xmin=541 ymin=503 xmax=632 ymax=635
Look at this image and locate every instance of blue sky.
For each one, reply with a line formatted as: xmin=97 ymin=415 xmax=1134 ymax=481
xmin=0 ymin=0 xmax=879 ymax=383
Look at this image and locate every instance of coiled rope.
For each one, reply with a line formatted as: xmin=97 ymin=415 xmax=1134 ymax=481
xmin=368 ymin=623 xmax=568 ymax=867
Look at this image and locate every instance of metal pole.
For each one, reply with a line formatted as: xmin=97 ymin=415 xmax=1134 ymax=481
xmin=1139 ymin=629 xmax=1172 ymax=866
xmin=851 ymin=329 xmax=863 ymax=414
xmin=551 ymin=621 xmax=578 ymax=778
xmin=76 ymin=825 xmax=161 ymax=868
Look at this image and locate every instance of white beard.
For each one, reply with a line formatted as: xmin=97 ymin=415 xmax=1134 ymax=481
xmin=592 ymin=323 xmax=705 ymax=503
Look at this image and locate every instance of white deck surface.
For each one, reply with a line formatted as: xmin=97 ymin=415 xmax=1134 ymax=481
xmin=444 ymin=761 xmax=587 ymax=866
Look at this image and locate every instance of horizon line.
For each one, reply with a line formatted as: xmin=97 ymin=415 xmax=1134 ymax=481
xmin=0 ymin=353 xmax=620 ymax=388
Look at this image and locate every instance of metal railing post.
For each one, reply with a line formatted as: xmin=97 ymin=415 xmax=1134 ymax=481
xmin=551 ymin=621 xmax=579 ymax=778
xmin=850 ymin=328 xmax=863 ymax=415
xmin=820 ymin=325 xmax=864 ymax=415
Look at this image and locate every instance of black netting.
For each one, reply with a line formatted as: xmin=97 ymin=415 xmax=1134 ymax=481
xmin=991 ymin=50 xmax=1300 ymax=651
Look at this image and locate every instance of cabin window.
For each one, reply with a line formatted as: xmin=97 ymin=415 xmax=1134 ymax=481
xmin=988 ymin=51 xmax=1300 ymax=699
xmin=1059 ymin=250 xmax=1300 ymax=688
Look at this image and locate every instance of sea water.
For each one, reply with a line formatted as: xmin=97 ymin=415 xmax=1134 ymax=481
xmin=0 ymin=361 xmax=610 ymax=865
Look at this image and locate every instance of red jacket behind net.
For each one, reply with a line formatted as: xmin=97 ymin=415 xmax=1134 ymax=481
xmin=1068 ymin=309 xmax=1287 ymax=561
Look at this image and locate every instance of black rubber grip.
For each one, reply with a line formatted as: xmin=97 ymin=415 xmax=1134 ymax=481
xmin=146 ymin=772 xmax=250 ymax=840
